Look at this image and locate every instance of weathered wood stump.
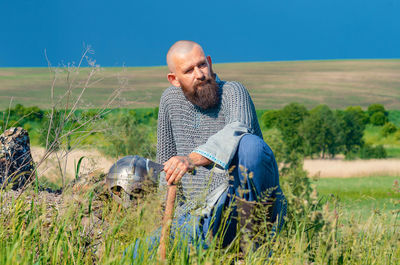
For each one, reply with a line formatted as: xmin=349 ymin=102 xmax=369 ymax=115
xmin=0 ymin=127 xmax=35 ymax=189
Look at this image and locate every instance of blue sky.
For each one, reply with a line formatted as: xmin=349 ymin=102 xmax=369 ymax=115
xmin=0 ymin=0 xmax=399 ymax=67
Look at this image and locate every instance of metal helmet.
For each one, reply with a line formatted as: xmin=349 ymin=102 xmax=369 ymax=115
xmin=106 ymin=155 xmax=162 ymax=197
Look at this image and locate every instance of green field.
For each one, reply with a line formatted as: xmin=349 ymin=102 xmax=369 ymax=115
xmin=1 ymin=59 xmax=400 ymax=109
xmin=364 ymin=123 xmax=400 ymax=158
xmin=314 ymin=176 xmax=400 ymax=220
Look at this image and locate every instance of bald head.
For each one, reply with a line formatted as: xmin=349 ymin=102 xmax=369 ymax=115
xmin=167 ymin=40 xmax=203 ymax=72
xmin=166 ymin=40 xmax=214 ymax=93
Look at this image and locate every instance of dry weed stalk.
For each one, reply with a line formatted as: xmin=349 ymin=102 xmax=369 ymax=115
xmin=40 ymin=45 xmax=125 ymax=189
xmin=0 ymin=45 xmax=127 ymax=196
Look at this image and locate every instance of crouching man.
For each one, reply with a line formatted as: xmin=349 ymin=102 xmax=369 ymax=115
xmin=133 ymin=40 xmax=287 ymax=257
xmin=156 ymin=40 xmax=287 ymax=248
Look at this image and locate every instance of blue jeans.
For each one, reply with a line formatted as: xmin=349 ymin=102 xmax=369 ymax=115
xmin=131 ymin=134 xmax=287 ymax=257
xmin=204 ymin=134 xmax=287 ymax=247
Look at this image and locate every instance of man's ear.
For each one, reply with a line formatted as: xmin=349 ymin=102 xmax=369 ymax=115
xmin=207 ymin=56 xmax=214 ymax=74
xmin=167 ymin=73 xmax=181 ymax=87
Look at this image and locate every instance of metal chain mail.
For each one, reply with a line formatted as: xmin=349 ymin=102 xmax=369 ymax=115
xmin=156 ymin=79 xmax=262 ymax=217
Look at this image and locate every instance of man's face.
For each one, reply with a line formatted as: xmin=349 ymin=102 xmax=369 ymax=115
xmin=171 ymin=46 xmax=220 ymax=109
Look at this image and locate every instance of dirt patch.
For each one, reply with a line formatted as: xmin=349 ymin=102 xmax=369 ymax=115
xmin=31 ymin=147 xmax=114 ymax=183
xmin=304 ymin=158 xmax=400 ymax=178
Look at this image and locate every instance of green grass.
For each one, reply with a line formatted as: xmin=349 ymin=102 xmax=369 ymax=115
xmin=363 ymin=123 xmax=400 ymax=158
xmin=313 ymin=176 xmax=400 ymax=220
xmin=386 ymin=146 xmax=400 ymax=158
xmin=1 ymin=59 xmax=400 ymax=109
xmin=1 ymin=173 xmax=399 ymax=264
xmin=389 ymin=110 xmax=400 ymax=126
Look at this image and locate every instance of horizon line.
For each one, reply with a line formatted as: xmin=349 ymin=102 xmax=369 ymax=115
xmin=1 ymin=57 xmax=400 ymax=68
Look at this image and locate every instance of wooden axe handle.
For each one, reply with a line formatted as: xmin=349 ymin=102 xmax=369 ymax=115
xmin=159 ymin=184 xmax=177 ymax=261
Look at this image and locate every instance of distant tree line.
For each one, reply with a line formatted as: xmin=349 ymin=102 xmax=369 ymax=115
xmin=1 ymin=103 xmax=398 ymax=160
xmin=262 ymin=103 xmax=397 ymax=159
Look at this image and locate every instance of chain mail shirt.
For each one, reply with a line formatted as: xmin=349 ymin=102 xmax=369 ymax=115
xmin=156 ymin=77 xmax=263 ymax=216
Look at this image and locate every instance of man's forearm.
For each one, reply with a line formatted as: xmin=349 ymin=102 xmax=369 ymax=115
xmin=188 ymin=152 xmax=212 ymax=167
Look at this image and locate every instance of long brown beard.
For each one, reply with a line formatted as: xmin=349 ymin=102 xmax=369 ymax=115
xmin=181 ymin=77 xmax=220 ymax=110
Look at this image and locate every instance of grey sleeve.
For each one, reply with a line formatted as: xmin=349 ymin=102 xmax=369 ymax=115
xmin=156 ymin=93 xmax=177 ymax=188
xmin=194 ymin=82 xmax=260 ymax=169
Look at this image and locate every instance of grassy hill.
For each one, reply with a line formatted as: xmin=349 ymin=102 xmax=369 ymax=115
xmin=0 ymin=59 xmax=400 ymax=110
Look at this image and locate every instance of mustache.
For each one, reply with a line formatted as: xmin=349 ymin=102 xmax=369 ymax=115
xmin=194 ymin=77 xmax=213 ymax=88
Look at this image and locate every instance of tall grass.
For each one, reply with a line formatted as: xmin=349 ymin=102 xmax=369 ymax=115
xmin=0 ymin=177 xmax=399 ymax=264
xmin=4 ymin=141 xmax=397 ymax=264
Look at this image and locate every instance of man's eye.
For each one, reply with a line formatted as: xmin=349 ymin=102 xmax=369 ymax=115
xmin=186 ymin=69 xmax=193 ymax=74
xmin=199 ymin=63 xmax=207 ymax=68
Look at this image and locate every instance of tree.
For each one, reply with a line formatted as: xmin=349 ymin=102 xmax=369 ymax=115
xmin=301 ymin=105 xmax=340 ymax=158
xmin=336 ymin=109 xmax=366 ymax=156
xmin=367 ymin=103 xmax=387 ymax=116
xmin=262 ymin=128 xmax=285 ymax=165
xmin=2 ymin=104 xmax=44 ymax=130
xmin=370 ymin=112 xmax=387 ymax=126
xmin=359 ymin=144 xmax=387 ymax=159
xmin=345 ymin=106 xmax=368 ymax=125
xmin=277 ymin=103 xmax=309 ymax=155
xmin=381 ymin=122 xmax=397 ymax=137
xmin=367 ymin=104 xmax=388 ymax=125
xmin=261 ymin=110 xmax=280 ymax=128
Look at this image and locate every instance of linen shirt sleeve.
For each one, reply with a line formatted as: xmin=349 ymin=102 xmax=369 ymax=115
xmin=193 ymin=81 xmax=260 ymax=169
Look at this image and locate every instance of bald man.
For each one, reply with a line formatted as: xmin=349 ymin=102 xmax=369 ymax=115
xmin=156 ymin=40 xmax=286 ymax=249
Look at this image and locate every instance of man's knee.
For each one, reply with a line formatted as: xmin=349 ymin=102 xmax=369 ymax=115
xmin=237 ymin=134 xmax=274 ymax=168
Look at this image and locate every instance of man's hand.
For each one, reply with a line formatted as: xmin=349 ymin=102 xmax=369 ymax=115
xmin=163 ymin=156 xmax=195 ymax=185
xmin=164 ymin=153 xmax=212 ymax=185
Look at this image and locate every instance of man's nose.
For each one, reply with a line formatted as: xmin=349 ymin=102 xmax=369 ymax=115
xmin=194 ymin=67 xmax=205 ymax=80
